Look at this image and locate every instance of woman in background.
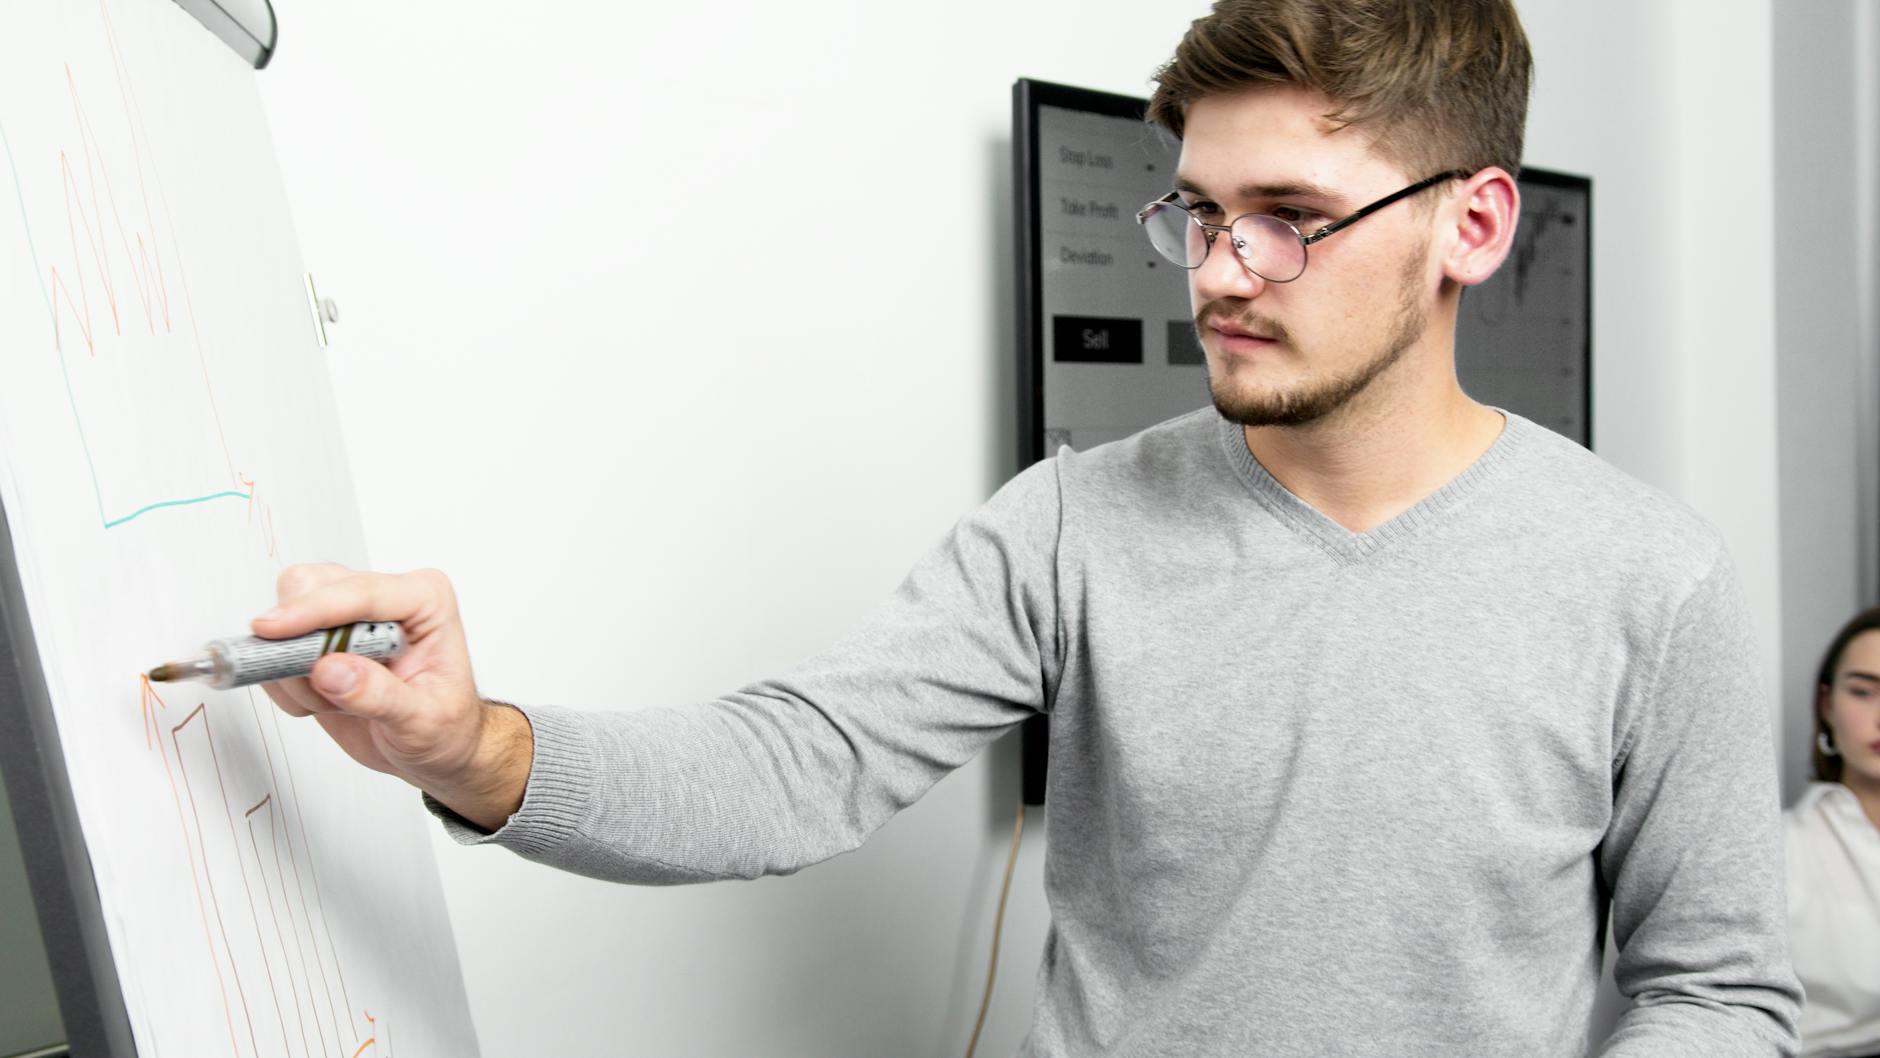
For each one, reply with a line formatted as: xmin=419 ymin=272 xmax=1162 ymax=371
xmin=1787 ymin=607 xmax=1880 ymax=1058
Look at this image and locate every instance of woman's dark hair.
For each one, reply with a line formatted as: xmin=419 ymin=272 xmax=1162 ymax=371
xmin=1813 ymin=606 xmax=1880 ymax=782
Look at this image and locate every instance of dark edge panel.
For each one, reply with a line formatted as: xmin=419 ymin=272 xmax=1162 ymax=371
xmin=168 ymin=0 xmax=276 ymax=69
xmin=0 ymin=499 xmax=137 ymax=1057
xmin=1013 ymin=81 xmax=1041 ymax=488
xmin=1012 ymin=79 xmax=1157 ymax=808
xmin=1012 ymin=80 xmax=1047 ymax=807
xmin=1580 ymin=175 xmax=1594 ymax=452
xmin=1508 ymin=166 xmax=1594 ymax=451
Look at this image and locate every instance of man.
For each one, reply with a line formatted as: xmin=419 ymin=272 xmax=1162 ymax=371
xmin=257 ymin=0 xmax=1803 ymax=1052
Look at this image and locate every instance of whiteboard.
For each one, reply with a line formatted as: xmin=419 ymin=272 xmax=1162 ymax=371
xmin=0 ymin=1 xmax=478 ymax=1055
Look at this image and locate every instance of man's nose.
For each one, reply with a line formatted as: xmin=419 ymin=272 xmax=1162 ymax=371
xmin=1190 ymin=231 xmax=1266 ymax=305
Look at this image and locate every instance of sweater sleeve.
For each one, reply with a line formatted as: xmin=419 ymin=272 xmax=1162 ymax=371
xmin=426 ymin=457 xmax=1064 ymax=883
xmin=1596 ymin=554 xmax=1803 ymax=1056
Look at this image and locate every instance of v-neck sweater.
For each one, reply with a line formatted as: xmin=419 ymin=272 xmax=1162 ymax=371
xmin=1216 ymin=409 xmax=1519 ymax=561
xmin=443 ymin=406 xmax=1801 ymax=1056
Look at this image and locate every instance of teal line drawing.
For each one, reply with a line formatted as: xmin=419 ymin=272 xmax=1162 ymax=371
xmin=103 ymin=490 xmax=252 ymax=529
xmin=2 ymin=117 xmax=248 ymax=531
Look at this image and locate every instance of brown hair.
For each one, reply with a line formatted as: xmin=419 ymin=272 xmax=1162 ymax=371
xmin=1147 ymin=0 xmax=1533 ymax=181
xmin=1813 ymin=606 xmax=1880 ymax=782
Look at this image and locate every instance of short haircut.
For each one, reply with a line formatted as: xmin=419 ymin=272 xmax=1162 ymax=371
xmin=1147 ymin=0 xmax=1533 ymax=181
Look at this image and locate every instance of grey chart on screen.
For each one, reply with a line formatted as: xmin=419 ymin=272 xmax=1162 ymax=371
xmin=1039 ymin=105 xmax=1200 ymax=453
xmin=1454 ymin=178 xmax=1590 ymax=444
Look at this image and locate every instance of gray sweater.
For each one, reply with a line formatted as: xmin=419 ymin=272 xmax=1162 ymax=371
xmin=444 ymin=408 xmax=1801 ymax=1056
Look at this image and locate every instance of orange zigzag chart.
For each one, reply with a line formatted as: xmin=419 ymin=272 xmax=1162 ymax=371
xmin=3 ymin=0 xmax=284 ymax=548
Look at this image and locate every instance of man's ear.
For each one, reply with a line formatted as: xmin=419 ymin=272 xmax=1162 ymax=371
xmin=1443 ymin=167 xmax=1520 ymax=287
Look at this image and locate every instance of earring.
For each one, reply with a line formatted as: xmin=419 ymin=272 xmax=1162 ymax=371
xmin=1818 ymin=730 xmax=1840 ymax=757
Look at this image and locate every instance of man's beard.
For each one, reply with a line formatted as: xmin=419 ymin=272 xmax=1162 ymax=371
xmin=1202 ymin=246 xmax=1429 ymax=428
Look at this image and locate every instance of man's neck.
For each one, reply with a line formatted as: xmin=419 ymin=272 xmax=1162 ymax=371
xmin=1242 ymin=372 xmax=1505 ymax=535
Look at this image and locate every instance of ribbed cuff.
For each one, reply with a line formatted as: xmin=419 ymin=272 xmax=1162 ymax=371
xmin=422 ymin=702 xmax=594 ymax=856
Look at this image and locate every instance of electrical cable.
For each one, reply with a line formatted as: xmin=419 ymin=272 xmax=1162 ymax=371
xmin=963 ymin=797 xmax=1026 ymax=1058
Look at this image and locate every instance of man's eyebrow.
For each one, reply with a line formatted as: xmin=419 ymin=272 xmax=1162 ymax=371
xmin=1843 ymin=670 xmax=1880 ymax=684
xmin=1173 ymin=174 xmax=1347 ymax=206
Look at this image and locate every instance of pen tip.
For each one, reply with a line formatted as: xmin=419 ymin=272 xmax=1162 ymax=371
xmin=147 ymin=664 xmax=174 ymax=682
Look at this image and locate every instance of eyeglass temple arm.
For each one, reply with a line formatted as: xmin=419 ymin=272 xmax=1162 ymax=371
xmin=1299 ymin=169 xmax=1472 ymax=246
xmin=1136 ymin=191 xmax=1182 ymax=224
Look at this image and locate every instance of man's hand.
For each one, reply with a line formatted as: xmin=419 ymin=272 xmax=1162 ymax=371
xmin=253 ymin=564 xmax=532 ymax=832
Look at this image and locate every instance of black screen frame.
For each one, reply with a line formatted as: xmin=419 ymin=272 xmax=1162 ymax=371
xmin=1012 ymin=78 xmax=1155 ymax=806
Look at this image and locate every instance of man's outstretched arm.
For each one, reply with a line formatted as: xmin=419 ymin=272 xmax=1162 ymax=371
xmin=255 ymin=458 xmax=1065 ymax=881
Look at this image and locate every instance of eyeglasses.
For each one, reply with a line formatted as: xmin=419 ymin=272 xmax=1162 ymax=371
xmin=1135 ymin=169 xmax=1470 ymax=283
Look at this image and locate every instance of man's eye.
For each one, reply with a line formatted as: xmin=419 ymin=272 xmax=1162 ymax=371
xmin=1269 ymin=205 xmax=1316 ymax=226
xmin=1184 ymin=200 xmax=1223 ymax=218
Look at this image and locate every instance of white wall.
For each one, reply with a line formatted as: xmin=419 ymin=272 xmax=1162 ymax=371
xmin=252 ymin=1 xmax=1863 ymax=1054
xmin=1773 ymin=1 xmax=1880 ymax=805
xmin=1523 ymin=0 xmax=1787 ymax=695
xmin=256 ymin=4 xmax=1193 ymax=1055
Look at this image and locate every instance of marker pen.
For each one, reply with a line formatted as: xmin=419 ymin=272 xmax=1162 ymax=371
xmin=146 ymin=622 xmax=406 ymax=690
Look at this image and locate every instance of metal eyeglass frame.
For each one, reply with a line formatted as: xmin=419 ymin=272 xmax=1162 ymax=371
xmin=1135 ymin=168 xmax=1472 ymax=282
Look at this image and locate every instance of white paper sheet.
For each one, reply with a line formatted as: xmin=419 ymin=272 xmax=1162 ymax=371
xmin=0 ymin=2 xmax=480 ymax=1055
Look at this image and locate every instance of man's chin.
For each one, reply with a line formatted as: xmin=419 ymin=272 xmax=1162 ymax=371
xmin=1209 ymin=382 xmax=1333 ymax=428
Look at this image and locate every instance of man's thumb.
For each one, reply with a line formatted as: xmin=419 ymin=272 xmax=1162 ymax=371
xmin=310 ymin=655 xmax=403 ymax=720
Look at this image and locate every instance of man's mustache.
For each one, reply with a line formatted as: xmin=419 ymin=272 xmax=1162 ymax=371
xmin=1195 ymin=300 xmax=1290 ymax=344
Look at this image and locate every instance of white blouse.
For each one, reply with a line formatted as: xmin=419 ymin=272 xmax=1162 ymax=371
xmin=1786 ymin=782 xmax=1880 ymax=1058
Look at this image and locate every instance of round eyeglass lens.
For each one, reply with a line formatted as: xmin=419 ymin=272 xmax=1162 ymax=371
xmin=1230 ymin=214 xmax=1307 ymax=283
xmin=1142 ymin=202 xmax=1206 ymax=269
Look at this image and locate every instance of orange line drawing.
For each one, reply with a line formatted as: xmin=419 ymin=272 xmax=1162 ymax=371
xmin=195 ymin=707 xmax=294 ymax=1057
xmin=160 ymin=684 xmax=394 ymax=1057
xmin=245 ymin=794 xmax=320 ymax=1058
xmin=45 ymin=0 xmax=312 ymax=560
xmin=50 ymin=0 xmax=237 ymax=485
xmin=149 ymin=681 xmax=417 ymax=1058
xmin=139 ymin=668 xmax=164 ymax=750
xmin=169 ymin=701 xmax=260 ymax=1057
xmin=264 ymin=694 xmax=358 ymax=1039
xmin=249 ymin=690 xmax=348 ymax=1051
xmin=141 ymin=677 xmax=243 ymax=1057
xmin=34 ymin=0 xmax=300 ymax=553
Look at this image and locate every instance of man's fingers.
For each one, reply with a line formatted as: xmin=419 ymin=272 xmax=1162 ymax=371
xmin=253 ymin=567 xmax=454 ymax=639
xmin=271 ymin=698 xmax=314 ymax=718
xmin=255 ymin=563 xmax=359 ymax=636
xmin=272 ymin=562 xmax=354 ymax=603
xmin=260 ymin=677 xmax=326 ymax=718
